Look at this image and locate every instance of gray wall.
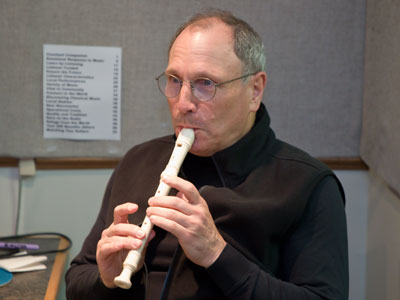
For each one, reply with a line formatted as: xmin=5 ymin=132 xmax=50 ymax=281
xmin=0 ymin=0 xmax=365 ymax=158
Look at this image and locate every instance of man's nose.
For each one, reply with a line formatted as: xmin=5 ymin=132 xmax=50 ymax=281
xmin=176 ymin=82 xmax=196 ymax=113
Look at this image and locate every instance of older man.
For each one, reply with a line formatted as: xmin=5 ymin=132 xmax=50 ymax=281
xmin=66 ymin=9 xmax=348 ymax=300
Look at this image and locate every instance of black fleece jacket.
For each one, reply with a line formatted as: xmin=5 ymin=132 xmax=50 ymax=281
xmin=66 ymin=104 xmax=349 ymax=299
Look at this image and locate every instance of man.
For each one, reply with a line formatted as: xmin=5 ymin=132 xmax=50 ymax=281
xmin=66 ymin=9 xmax=348 ymax=300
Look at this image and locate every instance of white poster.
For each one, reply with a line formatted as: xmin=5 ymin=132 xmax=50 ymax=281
xmin=43 ymin=44 xmax=121 ymax=140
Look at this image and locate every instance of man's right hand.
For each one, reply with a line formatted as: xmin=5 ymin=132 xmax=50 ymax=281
xmin=96 ymin=203 xmax=155 ymax=288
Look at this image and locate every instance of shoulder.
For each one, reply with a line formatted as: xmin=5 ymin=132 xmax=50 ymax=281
xmin=124 ymin=135 xmax=174 ymax=161
xmin=127 ymin=134 xmax=174 ymax=153
xmin=264 ymin=139 xmax=345 ymax=203
xmin=114 ymin=135 xmax=175 ymax=175
xmin=270 ymin=139 xmax=330 ymax=174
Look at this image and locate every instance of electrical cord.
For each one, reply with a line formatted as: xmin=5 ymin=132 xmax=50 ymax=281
xmin=15 ymin=171 xmax=23 ymax=235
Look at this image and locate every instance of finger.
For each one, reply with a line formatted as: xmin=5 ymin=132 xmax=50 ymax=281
xmin=97 ymin=235 xmax=143 ymax=258
xmin=148 ymin=214 xmax=186 ymax=240
xmin=161 ymin=175 xmax=203 ymax=204
xmin=104 ymin=223 xmax=146 ymax=239
xmin=113 ymin=203 xmax=138 ymax=224
xmin=176 ymin=191 xmax=190 ymax=202
xmin=147 ymin=205 xmax=191 ymax=228
xmin=148 ymin=195 xmax=192 ymax=215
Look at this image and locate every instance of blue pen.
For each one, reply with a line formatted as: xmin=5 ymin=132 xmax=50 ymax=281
xmin=0 ymin=242 xmax=39 ymax=250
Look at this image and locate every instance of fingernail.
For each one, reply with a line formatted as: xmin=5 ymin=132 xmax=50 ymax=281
xmin=137 ymin=229 xmax=145 ymax=238
xmin=146 ymin=207 xmax=152 ymax=217
xmin=133 ymin=240 xmax=142 ymax=248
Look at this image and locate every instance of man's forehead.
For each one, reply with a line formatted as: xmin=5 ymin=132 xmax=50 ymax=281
xmin=167 ymin=19 xmax=242 ymax=77
xmin=171 ymin=18 xmax=233 ymax=50
xmin=170 ymin=22 xmax=234 ymax=58
xmin=188 ymin=17 xmax=228 ymax=31
xmin=188 ymin=18 xmax=232 ymax=37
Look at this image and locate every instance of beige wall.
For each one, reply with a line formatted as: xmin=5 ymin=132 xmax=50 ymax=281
xmin=366 ymin=172 xmax=400 ymax=300
xmin=361 ymin=0 xmax=400 ymax=194
xmin=362 ymin=2 xmax=400 ymax=298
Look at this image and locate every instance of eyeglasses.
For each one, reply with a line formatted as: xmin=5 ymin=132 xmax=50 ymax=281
xmin=155 ymin=72 xmax=255 ymax=101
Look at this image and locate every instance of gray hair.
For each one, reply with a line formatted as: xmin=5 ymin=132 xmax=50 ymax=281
xmin=168 ymin=9 xmax=266 ymax=75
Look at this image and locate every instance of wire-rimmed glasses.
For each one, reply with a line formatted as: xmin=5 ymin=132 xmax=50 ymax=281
xmin=155 ymin=72 xmax=255 ymax=101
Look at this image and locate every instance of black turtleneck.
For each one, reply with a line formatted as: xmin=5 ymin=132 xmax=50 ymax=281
xmin=182 ymin=103 xmax=274 ymax=190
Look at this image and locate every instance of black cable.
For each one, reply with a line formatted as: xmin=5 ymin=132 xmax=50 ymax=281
xmin=159 ymin=245 xmax=182 ymax=300
xmin=0 ymin=232 xmax=72 ymax=258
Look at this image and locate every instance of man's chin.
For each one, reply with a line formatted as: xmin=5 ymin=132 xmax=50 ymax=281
xmin=189 ymin=143 xmax=216 ymax=157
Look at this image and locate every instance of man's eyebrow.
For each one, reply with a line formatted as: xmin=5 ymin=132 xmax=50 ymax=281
xmin=165 ymin=69 xmax=217 ymax=81
xmin=194 ymin=72 xmax=215 ymax=79
xmin=165 ymin=68 xmax=177 ymax=75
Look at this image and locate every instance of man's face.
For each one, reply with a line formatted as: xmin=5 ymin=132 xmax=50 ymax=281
xmin=166 ymin=20 xmax=261 ymax=156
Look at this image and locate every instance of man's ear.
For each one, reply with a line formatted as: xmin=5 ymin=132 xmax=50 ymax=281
xmin=249 ymin=71 xmax=267 ymax=112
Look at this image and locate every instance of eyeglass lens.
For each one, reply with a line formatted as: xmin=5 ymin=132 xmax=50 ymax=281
xmin=157 ymin=74 xmax=216 ymax=101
